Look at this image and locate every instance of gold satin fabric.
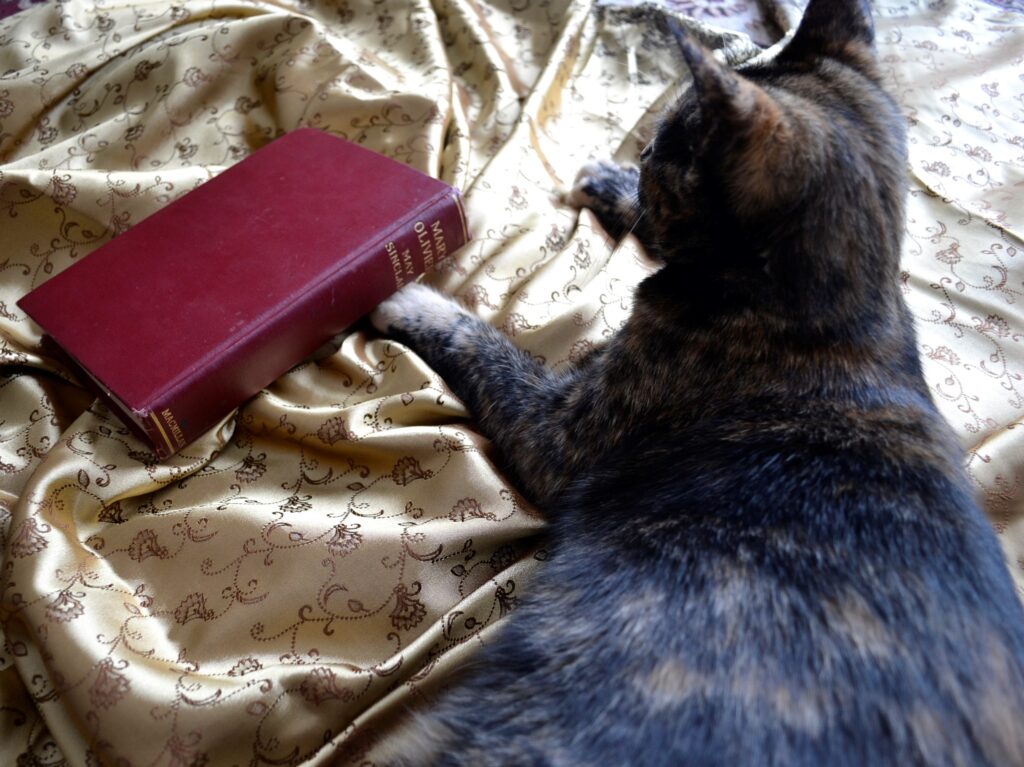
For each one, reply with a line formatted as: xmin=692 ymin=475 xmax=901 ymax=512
xmin=0 ymin=0 xmax=1022 ymax=763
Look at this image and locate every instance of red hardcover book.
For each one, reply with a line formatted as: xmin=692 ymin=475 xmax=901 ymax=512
xmin=18 ymin=128 xmax=470 ymax=459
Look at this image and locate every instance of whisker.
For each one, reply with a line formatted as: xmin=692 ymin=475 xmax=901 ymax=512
xmin=621 ymin=204 xmax=647 ymax=242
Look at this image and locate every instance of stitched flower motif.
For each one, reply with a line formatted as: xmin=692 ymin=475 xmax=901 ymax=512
xmin=391 ymin=456 xmax=432 ymax=485
xmin=183 ymin=67 xmax=210 ymax=88
xmin=235 ymin=453 xmax=267 ymax=484
xmin=167 ymin=733 xmax=208 ymax=767
xmin=545 ymin=224 xmax=566 ymax=252
xmin=9 ymin=517 xmax=48 ymax=558
xmin=128 ymin=529 xmax=168 ymax=561
xmin=326 ymin=524 xmax=362 ymax=557
xmin=489 ymin=545 xmax=519 ymax=572
xmin=37 ymin=123 xmax=57 ymax=144
xmin=228 ymin=657 xmax=262 ymax=677
xmin=280 ymin=495 xmax=312 ymax=514
xmin=49 ymin=176 xmax=77 ymax=207
xmin=569 ymin=339 xmax=595 ymax=364
xmin=935 ymin=245 xmax=961 ymax=265
xmin=976 ymin=314 xmax=1011 ymax=338
xmin=449 ymin=498 xmax=495 ymax=522
xmin=461 ymin=284 xmax=497 ymax=310
xmin=390 ymin=584 xmax=426 ymax=631
xmin=928 ymin=346 xmax=961 ymax=365
xmin=501 ymin=313 xmax=536 ymax=337
xmin=46 ymin=590 xmax=85 ymax=623
xmin=508 ymin=186 xmax=528 ymax=210
xmin=922 ymin=160 xmax=950 ymax=177
xmin=317 ymin=417 xmax=353 ymax=445
xmin=573 ymin=240 xmax=591 ymax=269
xmin=89 ymin=658 xmax=130 ymax=709
xmin=300 ymin=667 xmax=353 ymax=705
xmin=174 ymin=592 xmax=215 ymax=624
xmin=98 ymin=501 xmax=127 ymax=524
xmin=176 ymin=139 xmax=198 ymax=161
xmin=134 ymin=60 xmax=158 ymax=81
xmin=965 ymin=145 xmax=992 ymax=162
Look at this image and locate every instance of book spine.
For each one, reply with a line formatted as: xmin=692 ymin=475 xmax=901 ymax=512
xmin=140 ymin=190 xmax=470 ymax=457
xmin=141 ymin=407 xmax=186 ymax=459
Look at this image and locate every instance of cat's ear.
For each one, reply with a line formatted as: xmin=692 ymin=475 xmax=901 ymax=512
xmin=666 ymin=20 xmax=781 ymax=138
xmin=777 ymin=0 xmax=877 ymax=68
xmin=666 ymin=20 xmax=799 ymax=214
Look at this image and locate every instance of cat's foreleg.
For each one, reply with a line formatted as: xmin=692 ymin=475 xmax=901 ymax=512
xmin=370 ymin=283 xmax=581 ymax=505
xmin=568 ymin=160 xmax=651 ymax=244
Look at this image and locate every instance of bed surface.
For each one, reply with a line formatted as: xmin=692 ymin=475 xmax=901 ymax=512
xmin=1 ymin=0 xmax=1022 ymax=763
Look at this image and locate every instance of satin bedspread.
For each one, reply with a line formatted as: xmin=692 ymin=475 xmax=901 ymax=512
xmin=1 ymin=0 xmax=1022 ymax=763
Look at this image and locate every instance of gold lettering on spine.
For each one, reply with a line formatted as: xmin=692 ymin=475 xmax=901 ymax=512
xmin=414 ymin=220 xmax=433 ymax=271
xmin=430 ymin=219 xmax=448 ymax=265
xmin=386 ymin=240 xmax=404 ymax=289
xmin=161 ymin=408 xmax=187 ymax=449
xmin=401 ymin=245 xmax=415 ymax=278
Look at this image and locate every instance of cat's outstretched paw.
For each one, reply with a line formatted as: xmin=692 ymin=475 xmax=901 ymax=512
xmin=370 ymin=282 xmax=466 ymax=336
xmin=566 ymin=161 xmax=641 ymax=239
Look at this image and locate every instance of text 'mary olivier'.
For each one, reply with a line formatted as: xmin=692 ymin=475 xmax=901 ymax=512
xmin=18 ymin=128 xmax=471 ymax=459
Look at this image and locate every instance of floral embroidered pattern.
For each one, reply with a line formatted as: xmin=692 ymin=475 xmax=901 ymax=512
xmin=9 ymin=517 xmax=48 ymax=558
xmin=89 ymin=659 xmax=131 ymax=710
xmin=46 ymin=590 xmax=85 ymax=623
xmin=128 ymin=529 xmax=169 ymax=561
xmin=390 ymin=584 xmax=427 ymax=631
xmin=300 ymin=667 xmax=354 ymax=705
xmin=391 ymin=456 xmax=433 ymax=485
xmin=449 ymin=498 xmax=496 ymax=522
xmin=173 ymin=592 xmax=215 ymax=625
xmin=326 ymin=524 xmax=363 ymax=557
xmin=317 ymin=416 xmax=354 ymax=445
xmin=227 ymin=657 xmax=262 ymax=677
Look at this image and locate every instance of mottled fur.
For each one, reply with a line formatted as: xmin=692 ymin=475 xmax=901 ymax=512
xmin=369 ymin=0 xmax=1024 ymax=764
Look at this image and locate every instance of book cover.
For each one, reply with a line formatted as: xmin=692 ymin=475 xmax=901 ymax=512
xmin=18 ymin=128 xmax=470 ymax=459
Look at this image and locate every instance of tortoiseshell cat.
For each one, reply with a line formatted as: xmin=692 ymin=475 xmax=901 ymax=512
xmin=369 ymin=0 xmax=1024 ymax=763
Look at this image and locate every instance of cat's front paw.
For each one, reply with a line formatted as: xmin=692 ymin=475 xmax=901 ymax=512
xmin=566 ymin=161 xmax=640 ymax=239
xmin=371 ymin=282 xmax=467 ymax=336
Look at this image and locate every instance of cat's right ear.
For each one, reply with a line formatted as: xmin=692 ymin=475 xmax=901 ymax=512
xmin=776 ymin=0 xmax=878 ymax=73
xmin=664 ymin=19 xmax=798 ymax=214
xmin=664 ymin=19 xmax=783 ymax=141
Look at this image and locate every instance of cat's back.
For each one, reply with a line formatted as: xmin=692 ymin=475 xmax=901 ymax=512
xmin=569 ymin=391 xmax=1024 ymax=766
xmin=396 ymin=392 xmax=1024 ymax=767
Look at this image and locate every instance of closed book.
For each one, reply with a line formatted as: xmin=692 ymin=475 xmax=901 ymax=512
xmin=18 ymin=128 xmax=470 ymax=459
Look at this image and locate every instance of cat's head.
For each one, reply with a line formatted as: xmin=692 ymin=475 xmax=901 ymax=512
xmin=641 ymin=0 xmax=907 ymax=313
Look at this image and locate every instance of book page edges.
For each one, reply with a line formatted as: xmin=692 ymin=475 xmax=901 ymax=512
xmin=39 ymin=336 xmax=177 ymax=458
